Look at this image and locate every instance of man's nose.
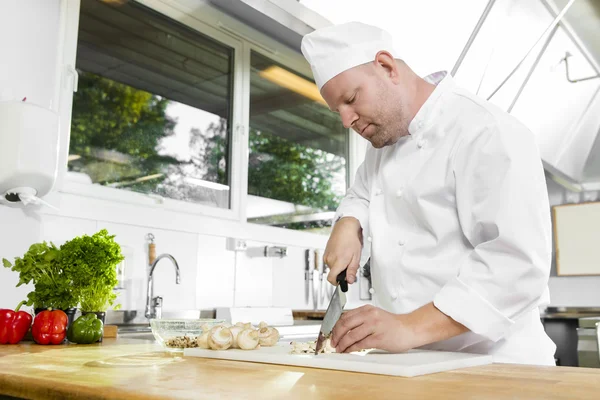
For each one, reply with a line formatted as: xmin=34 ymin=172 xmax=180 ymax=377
xmin=340 ymin=107 xmax=358 ymax=129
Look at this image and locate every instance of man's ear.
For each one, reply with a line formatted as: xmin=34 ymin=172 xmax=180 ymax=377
xmin=375 ymin=50 xmax=400 ymax=82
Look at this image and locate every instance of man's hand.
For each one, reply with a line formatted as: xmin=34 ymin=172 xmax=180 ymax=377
xmin=330 ymin=305 xmax=418 ymax=353
xmin=323 ymin=217 xmax=362 ymax=285
xmin=331 ymin=303 xmax=470 ymax=353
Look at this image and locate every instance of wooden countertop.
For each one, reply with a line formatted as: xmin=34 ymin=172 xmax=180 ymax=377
xmin=2 ymin=338 xmax=600 ymax=400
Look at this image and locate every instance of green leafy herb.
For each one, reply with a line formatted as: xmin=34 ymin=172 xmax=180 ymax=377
xmin=60 ymin=229 xmax=124 ymax=312
xmin=2 ymin=242 xmax=78 ymax=310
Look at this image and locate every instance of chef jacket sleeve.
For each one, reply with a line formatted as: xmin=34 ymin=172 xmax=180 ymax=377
xmin=433 ymin=122 xmax=552 ymax=342
xmin=333 ymin=148 xmax=372 ymax=236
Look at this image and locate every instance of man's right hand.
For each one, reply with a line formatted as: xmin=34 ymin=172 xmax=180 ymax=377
xmin=323 ymin=217 xmax=363 ymax=286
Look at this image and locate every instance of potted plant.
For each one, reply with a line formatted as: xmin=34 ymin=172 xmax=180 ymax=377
xmin=60 ymin=229 xmax=124 ymax=332
xmin=3 ymin=242 xmax=79 ymax=328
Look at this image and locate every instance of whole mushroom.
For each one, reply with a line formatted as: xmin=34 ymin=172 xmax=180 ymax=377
xmin=236 ymin=322 xmax=253 ymax=330
xmin=258 ymin=326 xmax=279 ymax=347
xmin=237 ymin=328 xmax=260 ymax=350
xmin=208 ymin=326 xmax=233 ymax=350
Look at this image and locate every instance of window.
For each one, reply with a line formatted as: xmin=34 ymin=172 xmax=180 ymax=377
xmin=247 ymin=51 xmax=348 ymax=233
xmin=68 ymin=0 xmax=234 ymax=209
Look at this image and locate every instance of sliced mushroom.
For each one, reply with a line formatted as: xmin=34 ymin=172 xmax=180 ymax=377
xmin=237 ymin=328 xmax=260 ymax=350
xmin=320 ymin=337 xmax=336 ymax=354
xmin=208 ymin=326 xmax=233 ymax=350
xmin=258 ymin=326 xmax=279 ymax=346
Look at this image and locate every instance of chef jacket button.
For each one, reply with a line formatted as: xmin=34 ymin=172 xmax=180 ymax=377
xmin=367 ymin=236 xmax=372 ymax=242
xmin=417 ymin=121 xmax=423 ymax=129
xmin=369 ymin=288 xmax=375 ymax=294
xmin=398 ymin=239 xmax=405 ymax=246
xmin=375 ymin=188 xmax=382 ymax=196
xmin=417 ymin=139 xmax=426 ymax=148
xmin=396 ymin=189 xmax=403 ymax=198
xmin=391 ymin=292 xmax=398 ymax=300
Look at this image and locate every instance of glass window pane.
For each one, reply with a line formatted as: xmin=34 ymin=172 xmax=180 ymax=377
xmin=248 ymin=51 xmax=347 ymax=234
xmin=68 ymin=0 xmax=233 ymax=209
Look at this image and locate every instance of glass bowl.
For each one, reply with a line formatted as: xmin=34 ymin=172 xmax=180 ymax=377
xmin=149 ymin=318 xmax=225 ymax=352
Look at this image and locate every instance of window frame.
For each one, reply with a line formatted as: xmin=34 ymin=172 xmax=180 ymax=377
xmin=241 ymin=37 xmax=351 ymax=225
xmin=57 ymin=0 xmax=353 ymax=233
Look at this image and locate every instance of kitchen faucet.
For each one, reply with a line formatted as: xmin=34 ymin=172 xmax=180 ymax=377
xmin=145 ymin=253 xmax=181 ymax=319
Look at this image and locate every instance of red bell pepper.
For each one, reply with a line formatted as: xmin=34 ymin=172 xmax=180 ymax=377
xmin=0 ymin=300 xmax=33 ymax=344
xmin=32 ymin=309 xmax=68 ymax=345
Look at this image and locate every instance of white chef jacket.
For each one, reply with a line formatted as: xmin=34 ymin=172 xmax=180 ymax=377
xmin=335 ymin=73 xmax=556 ymax=366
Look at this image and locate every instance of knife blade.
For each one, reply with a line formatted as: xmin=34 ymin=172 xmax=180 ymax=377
xmin=304 ymin=249 xmax=311 ymax=305
xmin=315 ymin=269 xmax=348 ymax=355
xmin=312 ymin=250 xmax=320 ymax=310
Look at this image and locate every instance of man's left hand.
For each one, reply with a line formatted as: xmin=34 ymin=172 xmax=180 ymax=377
xmin=330 ymin=302 xmax=470 ymax=353
xmin=330 ymin=305 xmax=418 ymax=353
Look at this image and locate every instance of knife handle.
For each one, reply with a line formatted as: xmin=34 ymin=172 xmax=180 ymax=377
xmin=337 ymin=269 xmax=348 ymax=293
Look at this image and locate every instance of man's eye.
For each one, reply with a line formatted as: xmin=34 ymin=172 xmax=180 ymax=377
xmin=346 ymin=96 xmax=355 ymax=104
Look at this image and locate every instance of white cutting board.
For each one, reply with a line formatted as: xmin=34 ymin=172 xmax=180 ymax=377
xmin=184 ymin=344 xmax=492 ymax=377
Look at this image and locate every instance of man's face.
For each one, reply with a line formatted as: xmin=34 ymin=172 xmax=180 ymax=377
xmin=320 ymin=56 xmax=409 ymax=148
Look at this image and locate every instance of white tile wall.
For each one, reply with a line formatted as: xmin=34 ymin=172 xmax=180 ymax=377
xmin=234 ymin=240 xmax=276 ymax=307
xmin=0 ymin=207 xmax=41 ymax=308
xmin=196 ymin=234 xmax=235 ymax=309
xmin=96 ymin=222 xmax=199 ymax=311
xmin=272 ymin=246 xmax=309 ymax=309
xmin=1 ymin=208 xmax=341 ymax=313
xmin=40 ymin=214 xmax=97 ymax=245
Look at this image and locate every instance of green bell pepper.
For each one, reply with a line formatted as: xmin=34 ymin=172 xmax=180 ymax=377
xmin=67 ymin=313 xmax=103 ymax=344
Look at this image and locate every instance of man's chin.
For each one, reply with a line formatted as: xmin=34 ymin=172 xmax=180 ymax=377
xmin=369 ymin=135 xmax=395 ymax=149
xmin=370 ymin=140 xmax=386 ymax=149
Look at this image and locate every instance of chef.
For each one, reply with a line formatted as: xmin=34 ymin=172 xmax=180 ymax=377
xmin=301 ymin=21 xmax=556 ymax=365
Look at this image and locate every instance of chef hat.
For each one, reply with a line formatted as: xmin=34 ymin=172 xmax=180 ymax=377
xmin=301 ymin=21 xmax=397 ymax=91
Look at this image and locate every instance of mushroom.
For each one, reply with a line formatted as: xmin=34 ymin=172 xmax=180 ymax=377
xmin=208 ymin=326 xmax=233 ymax=350
xmin=236 ymin=322 xmax=253 ymax=329
xmin=196 ymin=331 xmax=209 ymax=349
xmin=319 ymin=337 xmax=336 ymax=354
xmin=237 ymin=328 xmax=260 ymax=350
xmin=258 ymin=321 xmax=268 ymax=329
xmin=201 ymin=323 xmax=212 ymax=332
xmin=258 ymin=326 xmax=279 ymax=346
xmin=229 ymin=325 xmax=244 ymax=348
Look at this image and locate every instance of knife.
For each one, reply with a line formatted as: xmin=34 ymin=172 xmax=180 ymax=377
xmin=315 ymin=269 xmax=348 ymax=355
xmin=304 ymin=249 xmax=311 ymax=305
xmin=317 ymin=250 xmax=326 ymax=307
xmin=312 ymin=250 xmax=320 ymax=311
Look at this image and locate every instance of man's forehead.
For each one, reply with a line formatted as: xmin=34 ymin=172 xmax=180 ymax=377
xmin=322 ymin=67 xmax=361 ymax=95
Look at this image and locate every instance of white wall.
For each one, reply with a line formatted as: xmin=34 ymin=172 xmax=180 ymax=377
xmin=0 ymin=192 xmax=371 ymax=313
